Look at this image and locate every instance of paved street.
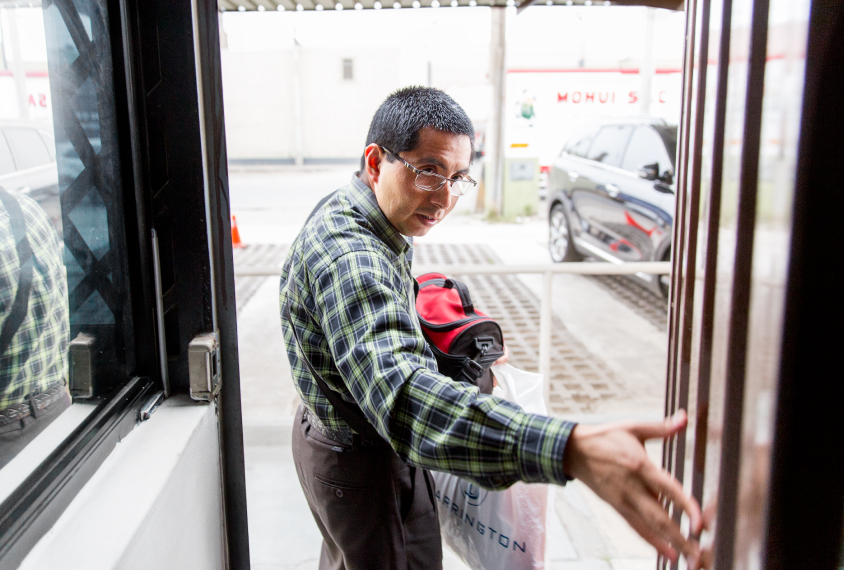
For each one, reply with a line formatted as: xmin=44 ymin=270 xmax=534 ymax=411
xmin=230 ymin=165 xmax=669 ymax=570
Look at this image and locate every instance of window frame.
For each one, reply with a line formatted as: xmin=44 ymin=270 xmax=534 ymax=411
xmin=619 ymin=126 xmax=672 ymax=175
xmin=0 ymin=0 xmax=155 ymax=563
xmin=0 ymin=0 xmax=247 ymax=566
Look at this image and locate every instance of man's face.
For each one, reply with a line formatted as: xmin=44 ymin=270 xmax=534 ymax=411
xmin=367 ymin=128 xmax=472 ymax=237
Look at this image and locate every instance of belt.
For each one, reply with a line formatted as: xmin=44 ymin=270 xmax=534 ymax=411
xmin=0 ymin=383 xmax=68 ymax=428
xmin=303 ymin=407 xmax=386 ymax=448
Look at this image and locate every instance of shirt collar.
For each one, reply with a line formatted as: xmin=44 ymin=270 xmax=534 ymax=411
xmin=348 ymin=174 xmax=412 ymax=256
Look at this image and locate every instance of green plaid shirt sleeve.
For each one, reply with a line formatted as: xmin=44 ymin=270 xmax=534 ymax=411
xmin=280 ymin=175 xmax=575 ymax=490
xmin=0 ymin=192 xmax=69 ymax=409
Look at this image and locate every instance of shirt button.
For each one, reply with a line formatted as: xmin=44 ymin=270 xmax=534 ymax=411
xmin=336 ymin=489 xmax=344 ymax=498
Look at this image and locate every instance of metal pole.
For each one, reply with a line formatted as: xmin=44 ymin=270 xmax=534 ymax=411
xmin=640 ymin=7 xmax=656 ymax=117
xmin=151 ymin=229 xmax=171 ymax=397
xmin=0 ymin=8 xmax=8 ymax=71
xmin=7 ymin=7 xmax=30 ymax=121
xmin=540 ymin=270 xmax=553 ymax=409
xmin=292 ymin=17 xmax=304 ymax=167
xmin=191 ymin=0 xmax=219 ymax=335
xmin=488 ymin=7 xmax=506 ymax=217
xmin=218 ymin=12 xmax=228 ymax=50
xmin=235 ymin=261 xmax=673 ymax=277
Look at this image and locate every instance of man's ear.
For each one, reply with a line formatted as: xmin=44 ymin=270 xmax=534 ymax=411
xmin=363 ymin=144 xmax=383 ymax=185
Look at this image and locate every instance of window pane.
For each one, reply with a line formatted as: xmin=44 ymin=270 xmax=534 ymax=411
xmin=620 ymin=127 xmax=669 ymax=173
xmin=586 ymin=125 xmax=631 ymax=167
xmin=565 ymin=128 xmax=598 ymax=158
xmin=0 ymin=84 xmax=68 ymax=471
xmin=5 ymin=128 xmax=52 ymax=170
xmin=39 ymin=131 xmax=57 ymax=162
xmin=0 ymin=0 xmax=129 ymax=477
xmin=0 ymin=184 xmax=69 ymax=469
xmin=653 ymin=124 xmax=677 ymax=168
xmin=0 ymin=134 xmax=15 ymax=176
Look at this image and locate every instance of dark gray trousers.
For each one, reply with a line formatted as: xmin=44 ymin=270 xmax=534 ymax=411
xmin=292 ymin=405 xmax=443 ymax=570
xmin=0 ymin=390 xmax=72 ymax=470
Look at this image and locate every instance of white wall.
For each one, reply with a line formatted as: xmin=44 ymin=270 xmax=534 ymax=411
xmin=299 ymin=47 xmax=416 ymax=161
xmin=18 ymin=398 xmax=226 ymax=570
xmin=223 ymin=49 xmax=296 ymax=160
xmin=219 ymin=8 xmax=687 ymax=163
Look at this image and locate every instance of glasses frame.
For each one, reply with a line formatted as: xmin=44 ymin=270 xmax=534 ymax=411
xmin=378 ymin=145 xmax=477 ymax=196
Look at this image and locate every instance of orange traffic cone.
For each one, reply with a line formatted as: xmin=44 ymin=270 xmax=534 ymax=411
xmin=231 ymin=215 xmax=244 ymax=249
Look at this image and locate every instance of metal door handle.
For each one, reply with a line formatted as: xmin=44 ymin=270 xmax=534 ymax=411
xmin=605 ymin=184 xmax=620 ymax=198
xmin=568 ymin=171 xmax=579 ymax=181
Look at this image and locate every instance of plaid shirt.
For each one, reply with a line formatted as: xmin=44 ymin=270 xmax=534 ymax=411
xmin=0 ymin=191 xmax=69 ymax=409
xmin=279 ymin=175 xmax=575 ymax=489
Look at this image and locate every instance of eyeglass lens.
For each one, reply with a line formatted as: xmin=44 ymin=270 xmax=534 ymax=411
xmin=415 ymin=172 xmax=472 ymax=196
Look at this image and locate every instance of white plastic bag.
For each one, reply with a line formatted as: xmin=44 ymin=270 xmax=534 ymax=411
xmin=431 ymin=364 xmax=549 ymax=570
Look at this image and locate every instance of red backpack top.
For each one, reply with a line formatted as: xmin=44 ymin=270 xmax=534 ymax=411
xmin=415 ymin=273 xmax=505 ymax=394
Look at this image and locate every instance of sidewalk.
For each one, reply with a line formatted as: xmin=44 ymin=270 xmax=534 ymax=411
xmin=231 ymin=168 xmax=667 ymax=569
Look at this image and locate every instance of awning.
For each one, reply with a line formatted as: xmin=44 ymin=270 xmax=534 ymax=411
xmin=219 ymin=0 xmax=683 ymax=12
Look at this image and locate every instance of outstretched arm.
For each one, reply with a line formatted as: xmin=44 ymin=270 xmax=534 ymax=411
xmin=563 ymin=410 xmax=705 ymax=568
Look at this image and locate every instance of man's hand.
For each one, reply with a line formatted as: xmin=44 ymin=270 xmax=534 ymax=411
xmin=562 ymin=410 xmax=704 ymax=567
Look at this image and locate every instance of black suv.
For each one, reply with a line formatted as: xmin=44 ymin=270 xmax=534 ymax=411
xmin=547 ymin=119 xmax=677 ymax=297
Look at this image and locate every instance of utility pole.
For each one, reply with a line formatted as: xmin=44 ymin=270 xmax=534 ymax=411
xmin=292 ymin=15 xmax=304 ymax=167
xmin=639 ymin=7 xmax=656 ymax=117
xmin=487 ymin=6 xmax=506 ymax=218
xmin=0 ymin=8 xmax=7 ymax=71
xmin=7 ymin=7 xmax=31 ymax=122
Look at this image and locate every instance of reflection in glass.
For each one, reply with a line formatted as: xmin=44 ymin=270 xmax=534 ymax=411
xmin=0 ymin=0 xmax=131 ymax=478
xmin=0 ymin=184 xmax=70 ymax=469
xmin=0 ymin=6 xmax=69 ymax=470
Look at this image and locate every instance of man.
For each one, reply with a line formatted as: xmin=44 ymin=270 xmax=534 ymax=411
xmin=0 ymin=186 xmax=70 ymax=469
xmin=279 ymin=87 xmax=703 ymax=570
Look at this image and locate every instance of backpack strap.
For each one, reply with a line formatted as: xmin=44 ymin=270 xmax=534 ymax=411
xmin=0 ymin=187 xmax=34 ymax=356
xmin=282 ymin=186 xmax=385 ymax=447
xmin=283 ymin=301 xmax=385 ymax=448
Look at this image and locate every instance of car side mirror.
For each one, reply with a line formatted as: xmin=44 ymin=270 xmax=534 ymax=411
xmin=638 ymin=162 xmax=659 ymax=181
xmin=661 ymin=170 xmax=674 ymax=185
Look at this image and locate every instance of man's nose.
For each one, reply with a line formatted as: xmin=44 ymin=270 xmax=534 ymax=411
xmin=430 ymin=182 xmax=455 ymax=209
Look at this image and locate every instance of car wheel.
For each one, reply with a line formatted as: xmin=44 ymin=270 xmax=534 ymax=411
xmin=549 ymin=203 xmax=582 ymax=263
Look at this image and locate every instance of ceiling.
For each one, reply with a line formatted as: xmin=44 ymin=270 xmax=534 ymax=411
xmin=218 ymin=0 xmax=683 ymax=12
xmin=0 ymin=0 xmax=681 ymax=14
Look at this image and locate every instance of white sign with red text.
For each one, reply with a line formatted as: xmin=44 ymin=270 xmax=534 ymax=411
xmin=0 ymin=73 xmax=53 ymax=124
xmin=506 ymin=70 xmax=682 ymax=165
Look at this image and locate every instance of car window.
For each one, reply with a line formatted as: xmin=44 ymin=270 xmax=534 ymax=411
xmin=653 ymin=125 xmax=678 ymax=168
xmin=586 ymin=125 xmax=632 ymax=168
xmin=5 ymin=128 xmax=52 ymax=170
xmin=39 ymin=131 xmax=57 ymax=161
xmin=565 ymin=128 xmax=599 ymax=158
xmin=0 ymin=133 xmax=15 ymax=176
xmin=621 ymin=127 xmax=671 ymax=173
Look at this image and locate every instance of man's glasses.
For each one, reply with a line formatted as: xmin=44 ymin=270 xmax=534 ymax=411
xmin=379 ymin=146 xmax=477 ymax=197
